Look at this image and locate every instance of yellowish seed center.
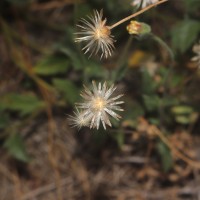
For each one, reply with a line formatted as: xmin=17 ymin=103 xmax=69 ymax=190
xmin=95 ymin=26 xmax=110 ymax=39
xmin=92 ymin=97 xmax=106 ymax=111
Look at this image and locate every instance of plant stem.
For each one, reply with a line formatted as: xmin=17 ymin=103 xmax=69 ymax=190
xmin=111 ymin=36 xmax=133 ymax=81
xmin=109 ymin=0 xmax=168 ymax=30
xmin=151 ymin=34 xmax=174 ymax=62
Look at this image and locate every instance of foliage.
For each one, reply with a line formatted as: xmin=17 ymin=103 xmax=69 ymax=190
xmin=0 ymin=0 xmax=200 ymax=174
xmin=4 ymin=133 xmax=31 ymax=162
xmin=171 ymin=19 xmax=200 ymax=53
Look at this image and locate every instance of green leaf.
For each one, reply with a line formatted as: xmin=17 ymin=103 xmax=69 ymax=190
xmin=0 ymin=112 xmax=10 ymax=129
xmin=142 ymin=70 xmax=157 ymax=94
xmin=143 ymin=94 xmax=160 ymax=112
xmin=149 ymin=118 xmax=160 ymax=125
xmin=171 ymin=106 xmax=197 ymax=124
xmin=75 ymin=4 xmax=92 ymax=20
xmin=161 ymin=97 xmax=179 ymax=107
xmin=58 ymin=47 xmax=83 ymax=70
xmin=171 ymin=105 xmax=193 ymax=115
xmin=0 ymin=93 xmax=45 ymax=116
xmin=34 ymin=55 xmax=69 ymax=75
xmin=157 ymin=141 xmax=173 ymax=172
xmin=53 ymin=79 xmax=80 ymax=105
xmin=111 ymin=131 xmax=124 ymax=149
xmin=175 ymin=115 xmax=190 ymax=124
xmin=84 ymin=62 xmax=107 ymax=78
xmin=124 ymin=98 xmax=144 ymax=120
xmin=4 ymin=133 xmax=30 ymax=162
xmin=183 ymin=0 xmax=200 ymax=12
xmin=171 ymin=19 xmax=200 ymax=53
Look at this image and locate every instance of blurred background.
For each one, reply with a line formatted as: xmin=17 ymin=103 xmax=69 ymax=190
xmin=0 ymin=0 xmax=200 ymax=199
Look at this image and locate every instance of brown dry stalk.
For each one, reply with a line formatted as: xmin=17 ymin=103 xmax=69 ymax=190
xmin=151 ymin=126 xmax=200 ymax=169
xmin=109 ymin=0 xmax=168 ymax=30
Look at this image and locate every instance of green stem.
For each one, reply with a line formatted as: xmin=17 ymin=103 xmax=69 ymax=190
xmin=150 ymin=34 xmax=175 ymax=126
xmin=151 ymin=34 xmax=174 ymax=62
xmin=112 ymin=36 xmax=133 ymax=82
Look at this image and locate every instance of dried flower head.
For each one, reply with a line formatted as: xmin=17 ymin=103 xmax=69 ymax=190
xmin=127 ymin=21 xmax=142 ymax=35
xmin=131 ymin=0 xmax=159 ymax=8
xmin=68 ymin=108 xmax=91 ymax=130
xmin=191 ymin=40 xmax=200 ymax=69
xmin=127 ymin=20 xmax=151 ymax=35
xmin=69 ymin=81 xmax=124 ymax=130
xmin=75 ymin=10 xmax=115 ymax=59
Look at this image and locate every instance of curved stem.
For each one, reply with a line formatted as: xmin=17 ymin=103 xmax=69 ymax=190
xmin=109 ymin=0 xmax=168 ymax=30
xmin=152 ymin=126 xmax=200 ymax=169
xmin=111 ymin=36 xmax=133 ymax=81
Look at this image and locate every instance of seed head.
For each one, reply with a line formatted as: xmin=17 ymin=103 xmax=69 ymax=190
xmin=69 ymin=81 xmax=124 ymax=130
xmin=75 ymin=10 xmax=115 ymax=59
xmin=68 ymin=108 xmax=92 ymax=130
xmin=131 ymin=0 xmax=159 ymax=8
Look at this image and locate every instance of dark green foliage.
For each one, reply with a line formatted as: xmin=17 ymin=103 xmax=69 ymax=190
xmin=171 ymin=19 xmax=200 ymax=53
xmin=4 ymin=133 xmax=30 ymax=162
xmin=157 ymin=141 xmax=173 ymax=172
xmin=34 ymin=55 xmax=70 ymax=75
xmin=0 ymin=93 xmax=46 ymax=116
xmin=0 ymin=0 xmax=199 ymax=173
xmin=53 ymin=79 xmax=80 ymax=105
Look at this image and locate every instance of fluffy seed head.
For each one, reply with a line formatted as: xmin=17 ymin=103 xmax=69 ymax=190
xmin=131 ymin=0 xmax=159 ymax=8
xmin=68 ymin=108 xmax=91 ymax=130
xmin=75 ymin=10 xmax=115 ymax=59
xmin=69 ymin=81 xmax=124 ymax=130
xmin=76 ymin=81 xmax=124 ymax=130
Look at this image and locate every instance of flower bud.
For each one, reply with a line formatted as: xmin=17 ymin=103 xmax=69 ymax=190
xmin=127 ymin=20 xmax=151 ymax=35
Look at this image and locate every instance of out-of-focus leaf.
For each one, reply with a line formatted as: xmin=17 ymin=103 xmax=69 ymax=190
xmin=0 ymin=113 xmax=10 ymax=129
xmin=53 ymin=79 xmax=80 ymax=105
xmin=122 ymin=98 xmax=144 ymax=128
xmin=149 ymin=118 xmax=160 ymax=125
xmin=171 ymin=19 xmax=200 ymax=53
xmin=85 ymin=62 xmax=107 ymax=78
xmin=170 ymin=75 xmax=184 ymax=88
xmin=59 ymin=46 xmax=83 ymax=70
xmin=157 ymin=141 xmax=173 ymax=172
xmin=171 ymin=105 xmax=193 ymax=115
xmin=124 ymin=98 xmax=144 ymax=120
xmin=143 ymin=94 xmax=160 ymax=112
xmin=34 ymin=55 xmax=69 ymax=75
xmin=111 ymin=130 xmax=124 ymax=149
xmin=4 ymin=133 xmax=30 ymax=162
xmin=183 ymin=0 xmax=200 ymax=12
xmin=171 ymin=106 xmax=197 ymax=124
xmin=175 ymin=115 xmax=190 ymax=124
xmin=75 ymin=4 xmax=91 ymax=19
xmin=113 ymin=63 xmax=128 ymax=81
xmin=175 ymin=114 xmax=198 ymax=125
xmin=0 ymin=93 xmax=45 ymax=116
xmin=161 ymin=97 xmax=179 ymax=107
xmin=142 ymin=70 xmax=157 ymax=94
